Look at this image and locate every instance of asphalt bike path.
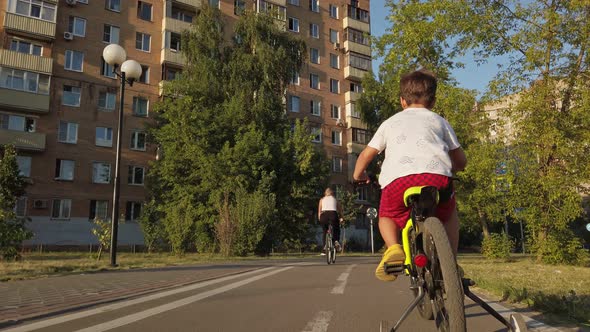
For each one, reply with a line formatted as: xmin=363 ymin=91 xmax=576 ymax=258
xmin=1 ymin=257 xmax=559 ymax=332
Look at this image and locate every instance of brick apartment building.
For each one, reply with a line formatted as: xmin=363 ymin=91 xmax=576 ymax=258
xmin=0 ymin=0 xmax=371 ymax=246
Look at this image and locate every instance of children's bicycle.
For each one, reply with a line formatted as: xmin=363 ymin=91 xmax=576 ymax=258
xmin=379 ymin=185 xmax=528 ymax=332
xmin=325 ymin=223 xmax=336 ymax=264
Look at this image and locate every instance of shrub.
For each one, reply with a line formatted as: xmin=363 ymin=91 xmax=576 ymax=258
xmin=482 ymin=232 xmax=513 ymax=259
xmin=91 ymin=218 xmax=111 ymax=261
xmin=531 ymin=230 xmax=589 ymax=265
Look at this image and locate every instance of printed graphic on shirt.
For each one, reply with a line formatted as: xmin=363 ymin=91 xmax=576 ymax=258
xmin=416 ymin=138 xmax=427 ymax=148
xmin=400 ymin=156 xmax=415 ymax=164
xmin=396 ymin=133 xmax=407 ymax=144
xmin=427 ymin=160 xmax=440 ymax=169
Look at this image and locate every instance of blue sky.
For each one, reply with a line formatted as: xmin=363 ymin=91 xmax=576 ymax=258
xmin=369 ymin=0 xmax=502 ymax=95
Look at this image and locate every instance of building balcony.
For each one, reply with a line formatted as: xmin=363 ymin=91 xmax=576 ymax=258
xmin=163 ymin=17 xmax=192 ymax=34
xmin=173 ymin=0 xmax=202 ymax=8
xmin=346 ymin=116 xmax=367 ymax=130
xmin=0 ymin=49 xmax=52 ymax=74
xmin=3 ymin=12 xmax=56 ymax=40
xmin=0 ymin=129 xmax=46 ymax=151
xmin=0 ymin=89 xmax=50 ymax=113
xmin=343 ymin=40 xmax=371 ymax=57
xmin=345 ymin=91 xmax=361 ymax=104
xmin=347 ymin=142 xmax=365 ymax=154
xmin=161 ymin=48 xmax=186 ymax=66
xmin=343 ymin=17 xmax=370 ymax=34
xmin=345 ymin=66 xmax=367 ymax=81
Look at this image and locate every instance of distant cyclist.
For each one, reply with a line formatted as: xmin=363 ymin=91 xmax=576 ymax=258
xmin=353 ymin=69 xmax=467 ymax=281
xmin=318 ymin=188 xmax=344 ymax=254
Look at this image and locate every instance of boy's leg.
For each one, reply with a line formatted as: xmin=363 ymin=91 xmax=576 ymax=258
xmin=443 ymin=207 xmax=459 ymax=256
xmin=375 ymin=216 xmax=405 ymax=282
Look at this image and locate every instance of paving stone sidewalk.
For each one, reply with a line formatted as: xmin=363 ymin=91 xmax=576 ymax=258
xmin=0 ymin=263 xmax=269 ymax=326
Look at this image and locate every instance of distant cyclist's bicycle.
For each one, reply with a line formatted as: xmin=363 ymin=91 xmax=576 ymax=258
xmin=325 ymin=223 xmax=336 ymax=264
xmin=379 ymin=185 xmax=527 ymax=332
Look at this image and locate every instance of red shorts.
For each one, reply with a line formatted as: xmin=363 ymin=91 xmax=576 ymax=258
xmin=379 ymin=173 xmax=456 ymax=229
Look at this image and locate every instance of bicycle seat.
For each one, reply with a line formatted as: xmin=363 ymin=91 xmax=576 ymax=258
xmin=403 ymin=186 xmax=439 ymax=219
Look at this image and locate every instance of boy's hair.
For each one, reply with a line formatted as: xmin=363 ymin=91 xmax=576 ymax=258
xmin=400 ymin=70 xmax=437 ymax=108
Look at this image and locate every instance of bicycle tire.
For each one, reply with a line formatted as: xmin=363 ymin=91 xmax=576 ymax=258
xmin=409 ymin=227 xmax=434 ymax=320
xmin=326 ymin=232 xmax=333 ymax=265
xmin=510 ymin=313 xmax=528 ymax=332
xmin=424 ymin=217 xmax=466 ymax=332
xmin=331 ymin=244 xmax=336 ymax=264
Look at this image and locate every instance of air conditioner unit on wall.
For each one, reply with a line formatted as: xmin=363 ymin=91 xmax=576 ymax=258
xmin=65 ymin=0 xmax=77 ymax=5
xmin=64 ymin=32 xmax=74 ymax=40
xmin=33 ymin=199 xmax=48 ymax=209
xmin=333 ymin=42 xmax=340 ymax=50
xmin=336 ymin=118 xmax=345 ymax=127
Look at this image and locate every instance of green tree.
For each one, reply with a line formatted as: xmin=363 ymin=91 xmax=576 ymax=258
xmin=146 ymin=7 xmax=329 ymax=255
xmin=0 ymin=145 xmax=31 ymax=261
xmin=370 ymin=0 xmax=590 ymax=263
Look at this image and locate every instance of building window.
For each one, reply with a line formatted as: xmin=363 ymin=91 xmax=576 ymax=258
xmin=288 ymin=0 xmax=299 ymax=5
xmin=131 ymin=131 xmax=147 ymax=150
xmin=98 ymin=91 xmax=116 ymax=111
xmin=310 ymin=48 xmax=320 ymax=64
xmin=92 ymin=162 xmax=111 ymax=184
xmin=135 ymin=32 xmax=151 ymax=52
xmin=89 ymin=200 xmax=109 ymax=220
xmin=310 ymin=23 xmax=319 ymax=38
xmin=138 ymin=65 xmax=149 ymax=84
xmin=309 ymin=0 xmax=319 ymax=12
xmin=169 ymin=32 xmax=181 ymax=52
xmin=68 ymin=16 xmax=86 ymax=37
xmin=234 ymin=0 xmax=246 ymax=15
xmin=331 ymin=130 xmax=341 ymax=145
xmin=106 ymin=0 xmax=121 ymax=12
xmin=1 ymin=114 xmax=35 ymax=132
xmin=288 ymin=17 xmax=299 ymax=32
xmin=349 ymin=53 xmax=371 ymax=71
xmin=55 ymin=159 xmax=75 ymax=181
xmin=330 ymin=78 xmax=340 ymax=94
xmin=310 ymin=73 xmax=319 ymax=89
xmin=350 ymin=82 xmax=363 ymax=93
xmin=10 ymin=40 xmax=42 ymax=56
xmin=9 ymin=0 xmax=56 ymax=22
xmin=209 ymin=0 xmax=220 ymax=8
xmin=352 ymin=128 xmax=371 ymax=144
xmin=165 ymin=68 xmax=182 ymax=80
xmin=330 ymin=53 xmax=339 ymax=69
xmin=16 ymin=156 xmax=32 ymax=177
xmin=329 ymin=4 xmax=338 ymax=18
xmin=0 ymin=67 xmax=49 ymax=94
xmin=125 ymin=201 xmax=142 ymax=222
xmin=103 ymin=25 xmax=120 ymax=43
xmin=62 ymin=85 xmax=81 ymax=107
xmin=258 ymin=0 xmax=286 ymax=21
xmin=137 ymin=1 xmax=153 ymax=21
xmin=311 ymin=127 xmax=321 ymax=143
xmin=128 ymin=166 xmax=145 ymax=185
xmin=58 ymin=121 xmax=78 ymax=144
xmin=171 ymin=6 xmax=194 ymax=22
xmin=95 ymin=127 xmax=113 ymax=147
xmin=348 ymin=4 xmax=369 ymax=23
xmin=332 ymin=156 xmax=342 ymax=173
xmin=346 ymin=28 xmax=369 ymax=45
xmin=51 ymin=199 xmax=71 ymax=219
xmin=133 ymin=97 xmax=149 ymax=117
xmin=288 ymin=95 xmax=300 ymax=112
xmin=330 ymin=29 xmax=339 ymax=43
xmin=310 ymin=100 xmax=321 ymax=116
xmin=349 ymin=102 xmax=360 ymax=118
xmin=14 ymin=197 xmax=27 ymax=217
xmin=330 ymin=104 xmax=340 ymax=119
xmin=290 ymin=71 xmax=300 ymax=85
xmin=65 ymin=50 xmax=84 ymax=72
xmin=357 ymin=186 xmax=368 ymax=201
xmin=101 ymin=57 xmax=116 ymax=78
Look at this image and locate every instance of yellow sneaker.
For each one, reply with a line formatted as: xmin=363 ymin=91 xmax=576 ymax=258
xmin=375 ymin=244 xmax=405 ymax=282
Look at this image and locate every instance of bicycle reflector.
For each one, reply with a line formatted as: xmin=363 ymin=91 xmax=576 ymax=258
xmin=414 ymin=254 xmax=428 ymax=268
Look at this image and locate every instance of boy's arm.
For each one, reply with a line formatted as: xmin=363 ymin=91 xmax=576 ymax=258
xmin=449 ymin=147 xmax=467 ymax=173
xmin=353 ymin=147 xmax=380 ymax=181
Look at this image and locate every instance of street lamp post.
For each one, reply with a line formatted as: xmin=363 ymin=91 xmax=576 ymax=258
xmin=102 ymin=44 xmax=142 ymax=267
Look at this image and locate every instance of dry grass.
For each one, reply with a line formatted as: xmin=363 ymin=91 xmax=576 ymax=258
xmin=459 ymin=254 xmax=590 ymax=327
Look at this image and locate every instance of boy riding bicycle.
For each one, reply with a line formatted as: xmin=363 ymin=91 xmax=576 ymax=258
xmin=353 ymin=69 xmax=467 ymax=282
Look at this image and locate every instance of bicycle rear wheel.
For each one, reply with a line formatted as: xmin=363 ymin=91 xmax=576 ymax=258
xmin=408 ymin=227 xmax=434 ymax=320
xmin=424 ymin=217 xmax=465 ymax=332
xmin=326 ymin=232 xmax=333 ymax=265
xmin=330 ymin=243 xmax=336 ymax=264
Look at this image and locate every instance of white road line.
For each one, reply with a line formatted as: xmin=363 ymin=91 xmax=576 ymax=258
xmin=301 ymin=311 xmax=333 ymax=332
xmin=4 ymin=267 xmax=277 ymax=332
xmin=74 ymin=266 xmax=293 ymax=332
xmin=330 ymin=264 xmax=356 ymax=294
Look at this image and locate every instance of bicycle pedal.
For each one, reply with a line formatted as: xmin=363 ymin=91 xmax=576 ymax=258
xmin=384 ymin=262 xmax=405 ymax=275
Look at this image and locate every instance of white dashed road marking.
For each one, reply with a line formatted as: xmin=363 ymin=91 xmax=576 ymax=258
xmin=301 ymin=311 xmax=333 ymax=332
xmin=331 ymin=264 xmax=356 ymax=294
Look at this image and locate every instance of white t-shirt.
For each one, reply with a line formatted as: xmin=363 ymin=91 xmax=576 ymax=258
xmin=321 ymin=196 xmax=338 ymax=211
xmin=367 ymin=107 xmax=461 ymax=189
